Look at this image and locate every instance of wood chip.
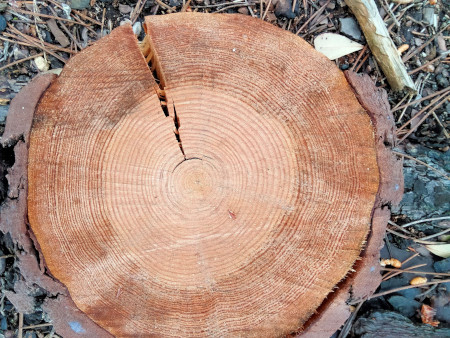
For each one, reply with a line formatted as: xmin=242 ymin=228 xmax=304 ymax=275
xmin=46 ymin=19 xmax=70 ymax=48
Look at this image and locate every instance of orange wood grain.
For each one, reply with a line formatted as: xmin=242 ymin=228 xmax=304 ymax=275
xmin=28 ymin=14 xmax=380 ymax=337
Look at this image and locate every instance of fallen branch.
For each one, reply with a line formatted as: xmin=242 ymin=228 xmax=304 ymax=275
xmin=344 ymin=0 xmax=415 ymax=92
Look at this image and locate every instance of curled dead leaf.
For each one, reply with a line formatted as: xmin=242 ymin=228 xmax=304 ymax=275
xmin=421 ymin=304 xmax=440 ymax=327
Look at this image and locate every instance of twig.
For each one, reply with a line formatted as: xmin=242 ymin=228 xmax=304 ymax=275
xmin=191 ymin=1 xmax=246 ymax=8
xmin=22 ymin=323 xmax=53 ymax=330
xmin=214 ymin=2 xmax=251 ymax=13
xmin=0 ymin=254 xmax=14 ymax=259
xmin=408 ymin=54 xmax=449 ymax=75
xmin=344 ymin=0 xmax=414 ymax=91
xmin=18 ymin=312 xmax=23 ymax=338
xmin=0 ymin=52 xmax=44 ymax=72
xmin=401 ymin=216 xmax=450 ymax=228
xmin=431 ymin=111 xmax=450 ymax=139
xmin=262 ymin=0 xmax=271 ymax=20
xmin=6 ymin=25 xmax=75 ymax=54
xmin=381 ymin=268 xmax=450 ymax=277
xmin=395 ymin=94 xmax=413 ymax=123
xmin=12 ymin=7 xmax=89 ymax=26
xmin=391 ymin=92 xmax=410 ymax=111
xmin=391 ymin=87 xmax=450 ymax=112
xmin=419 ymin=228 xmax=450 ymax=241
xmin=402 ymin=25 xmax=449 ymax=62
xmin=354 ymin=54 xmax=369 ymax=73
xmin=392 ymin=150 xmax=450 ymax=180
xmin=351 ymin=45 xmax=368 ymax=72
xmin=71 ymin=9 xmax=102 ymax=26
xmin=386 ymin=227 xmax=413 ymax=240
xmin=154 ymin=0 xmax=176 ymax=12
xmin=381 ymin=0 xmax=400 ymax=27
xmin=337 ymin=301 xmax=364 ymax=338
xmin=181 ymin=0 xmax=192 ymax=12
xmin=4 ymin=31 xmax=67 ymax=63
xmin=388 ymin=220 xmax=414 ymax=235
xmin=383 ymin=263 xmax=427 ymax=281
xmin=397 ymin=93 xmax=449 ymax=143
xmin=131 ymin=0 xmax=147 ymax=24
xmin=295 ymin=0 xmax=330 ymax=34
xmin=100 ymin=8 xmax=106 ymax=37
xmin=367 ymin=279 xmax=450 ymax=300
xmin=0 ymin=36 xmax=33 ymax=47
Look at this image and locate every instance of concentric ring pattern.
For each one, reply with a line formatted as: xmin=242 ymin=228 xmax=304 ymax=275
xmin=28 ymin=14 xmax=380 ymax=337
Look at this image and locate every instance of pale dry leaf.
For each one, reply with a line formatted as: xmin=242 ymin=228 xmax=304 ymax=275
xmin=425 ymin=243 xmax=450 ymax=258
xmin=314 ymin=33 xmax=364 ymax=60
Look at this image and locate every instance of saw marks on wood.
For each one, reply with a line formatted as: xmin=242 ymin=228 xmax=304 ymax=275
xmin=28 ymin=14 xmax=380 ymax=337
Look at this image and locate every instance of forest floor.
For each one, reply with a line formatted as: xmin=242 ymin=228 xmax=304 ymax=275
xmin=0 ymin=0 xmax=449 ymax=337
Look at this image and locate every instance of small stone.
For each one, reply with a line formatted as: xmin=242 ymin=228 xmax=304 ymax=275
xmin=424 ymin=64 xmax=435 ymax=73
xmin=238 ymin=7 xmax=249 ymax=15
xmin=327 ymin=1 xmax=336 ymax=9
xmin=274 ymin=0 xmax=299 ymax=19
xmin=423 ymin=7 xmax=436 ymax=26
xmin=119 ymin=4 xmax=132 ymax=14
xmin=34 ymin=56 xmax=49 ymax=72
xmin=388 ymin=295 xmax=421 ymax=318
xmin=339 ymin=17 xmax=362 ymax=41
xmin=0 ymin=15 xmax=6 ymax=32
xmin=434 ymin=257 xmax=450 ymax=273
xmin=70 ymin=0 xmax=90 ymax=10
xmin=13 ymin=47 xmax=29 ymax=60
xmin=415 ymin=38 xmax=424 ymax=46
xmin=397 ymin=288 xmax=421 ymax=300
xmin=405 ymin=20 xmax=413 ymax=27
xmin=436 ymin=74 xmax=449 ymax=88
xmin=132 ymin=22 xmax=142 ymax=36
xmin=24 ymin=332 xmax=37 ymax=338
xmin=120 ymin=19 xmax=132 ymax=27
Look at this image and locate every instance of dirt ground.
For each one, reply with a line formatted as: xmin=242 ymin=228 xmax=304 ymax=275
xmin=0 ymin=0 xmax=449 ymax=337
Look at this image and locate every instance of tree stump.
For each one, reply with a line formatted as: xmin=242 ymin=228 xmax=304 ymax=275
xmin=1 ymin=13 xmax=403 ymax=337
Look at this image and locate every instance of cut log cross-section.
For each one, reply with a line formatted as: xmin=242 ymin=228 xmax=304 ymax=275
xmin=22 ymin=13 xmax=402 ymax=337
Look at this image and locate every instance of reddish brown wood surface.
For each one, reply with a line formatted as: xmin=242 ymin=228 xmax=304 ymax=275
xmin=26 ymin=13 xmax=388 ymax=337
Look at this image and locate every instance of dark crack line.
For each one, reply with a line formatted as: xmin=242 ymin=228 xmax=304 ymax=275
xmin=173 ymin=103 xmax=186 ymax=159
xmin=144 ymin=41 xmax=186 ymax=159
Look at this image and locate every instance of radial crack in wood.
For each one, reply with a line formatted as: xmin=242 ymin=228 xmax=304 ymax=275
xmin=25 ymin=13 xmax=399 ymax=337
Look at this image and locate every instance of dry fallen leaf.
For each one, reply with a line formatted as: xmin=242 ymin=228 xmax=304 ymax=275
xmin=425 ymin=244 xmax=450 ymax=258
xmin=314 ymin=33 xmax=364 ymax=60
xmin=421 ymin=304 xmax=440 ymax=327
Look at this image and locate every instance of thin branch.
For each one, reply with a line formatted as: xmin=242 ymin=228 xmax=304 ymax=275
xmin=397 ymin=93 xmax=449 ymax=143
xmin=391 ymin=87 xmax=450 ymax=113
xmin=392 ymin=151 xmax=450 ymax=180
xmin=381 ymin=268 xmax=450 ymax=277
xmin=401 ymin=216 xmax=450 ymax=228
xmin=383 ymin=263 xmax=427 ymax=281
xmin=0 ymin=52 xmax=44 ymax=72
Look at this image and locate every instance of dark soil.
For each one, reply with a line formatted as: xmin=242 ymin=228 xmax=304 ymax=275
xmin=0 ymin=0 xmax=449 ymax=337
